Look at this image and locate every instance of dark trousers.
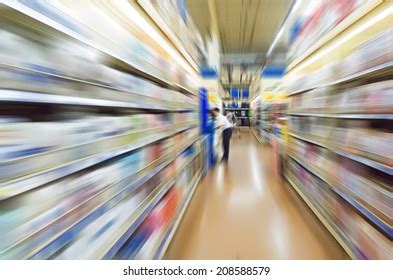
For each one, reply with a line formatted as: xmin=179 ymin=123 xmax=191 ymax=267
xmin=222 ymin=128 xmax=232 ymax=160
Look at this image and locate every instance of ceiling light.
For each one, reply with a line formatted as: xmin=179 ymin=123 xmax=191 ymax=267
xmin=266 ymin=0 xmax=302 ymax=59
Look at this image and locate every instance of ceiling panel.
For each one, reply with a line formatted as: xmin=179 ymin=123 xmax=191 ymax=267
xmin=185 ymin=0 xmax=210 ymax=39
xmin=186 ymin=0 xmax=292 ymax=56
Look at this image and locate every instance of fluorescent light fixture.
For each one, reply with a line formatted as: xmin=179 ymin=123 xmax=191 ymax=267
xmin=291 ymin=5 xmax=392 ymax=76
xmin=267 ymin=25 xmax=285 ymax=58
xmin=266 ymin=0 xmax=302 ymax=59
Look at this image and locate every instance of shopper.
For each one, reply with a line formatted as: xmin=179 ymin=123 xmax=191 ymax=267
xmin=226 ymin=111 xmax=240 ymax=138
xmin=212 ymin=107 xmax=232 ymax=161
xmin=226 ymin=111 xmax=237 ymax=125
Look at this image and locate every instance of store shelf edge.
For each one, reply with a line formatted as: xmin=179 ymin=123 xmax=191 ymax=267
xmin=0 ymin=63 xmax=197 ymax=108
xmin=288 ymin=132 xmax=393 ymax=175
xmin=154 ymin=170 xmax=203 ymax=259
xmin=287 ymin=61 xmax=393 ymax=96
xmin=284 ymin=173 xmax=357 ymax=259
xmin=0 ymin=124 xmax=198 ymax=200
xmin=286 ymin=0 xmax=383 ymax=72
xmin=137 ymin=1 xmax=200 ymax=74
xmin=101 ymin=151 xmax=201 ymax=260
xmin=251 ymin=129 xmax=266 ymax=146
xmin=28 ymin=138 xmax=200 ymax=260
xmin=287 ymin=154 xmax=392 ymax=238
xmin=0 ymin=89 xmax=196 ymax=112
xmin=287 ymin=112 xmax=393 ymax=120
xmin=3 ymin=2 xmax=196 ymax=96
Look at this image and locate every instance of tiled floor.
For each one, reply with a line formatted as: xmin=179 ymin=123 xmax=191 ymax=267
xmin=164 ymin=130 xmax=348 ymax=259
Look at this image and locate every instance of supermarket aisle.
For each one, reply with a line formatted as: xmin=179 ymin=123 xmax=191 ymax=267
xmin=165 ymin=130 xmax=348 ymax=259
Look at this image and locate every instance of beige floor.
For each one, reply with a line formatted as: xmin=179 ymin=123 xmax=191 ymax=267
xmin=164 ymin=130 xmax=348 ymax=259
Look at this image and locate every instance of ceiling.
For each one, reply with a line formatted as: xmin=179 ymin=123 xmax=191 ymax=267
xmin=185 ymin=0 xmax=293 ymax=62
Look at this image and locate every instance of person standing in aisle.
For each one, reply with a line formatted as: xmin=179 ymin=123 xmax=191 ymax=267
xmin=226 ymin=111 xmax=240 ymax=138
xmin=212 ymin=107 xmax=232 ymax=161
xmin=226 ymin=111 xmax=234 ymax=125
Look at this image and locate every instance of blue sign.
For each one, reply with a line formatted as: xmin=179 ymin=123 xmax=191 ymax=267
xmin=242 ymin=89 xmax=249 ymax=98
xmin=261 ymin=67 xmax=285 ymax=78
xmin=200 ymin=67 xmax=218 ymax=78
xmin=199 ymin=87 xmax=209 ymax=134
xmin=231 ymin=87 xmax=239 ymax=99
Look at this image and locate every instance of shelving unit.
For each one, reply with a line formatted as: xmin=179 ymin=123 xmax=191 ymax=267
xmin=284 ymin=173 xmax=357 ymax=259
xmin=287 ymin=61 xmax=393 ymax=96
xmin=250 ymin=96 xmax=263 ymax=143
xmin=284 ymin=0 xmax=392 ymax=260
xmin=224 ymin=108 xmax=250 ymax=111
xmin=150 ymin=170 xmax=202 ymax=259
xmin=1 ymin=2 xmax=197 ymax=97
xmin=254 ymin=103 xmax=271 ymax=143
xmin=0 ymin=124 xmax=197 ymax=200
xmin=288 ymin=132 xmax=392 ymax=175
xmin=251 ymin=94 xmax=287 ymax=145
xmin=286 ymin=0 xmax=382 ymax=72
xmin=0 ymin=1 xmax=204 ymax=260
xmin=287 ymin=152 xmax=391 ymax=238
xmin=0 ymin=89 xmax=196 ymax=112
xmin=136 ymin=0 xmax=204 ymax=74
xmin=30 ymin=147 xmax=202 ymax=260
xmin=287 ymin=112 xmax=393 ymax=120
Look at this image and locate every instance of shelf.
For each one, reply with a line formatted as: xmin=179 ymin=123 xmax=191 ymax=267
xmin=224 ymin=108 xmax=250 ymax=110
xmin=287 ymin=0 xmax=383 ymax=72
xmin=0 ymin=89 xmax=195 ymax=112
xmin=287 ymin=154 xmax=392 ymax=238
xmin=288 ymin=132 xmax=392 ymax=175
xmin=285 ymin=172 xmax=357 ymax=259
xmin=287 ymin=112 xmax=393 ymax=120
xmin=0 ymin=63 xmax=196 ymax=109
xmin=23 ymin=137 xmax=200 ymax=260
xmin=3 ymin=2 xmax=196 ymax=97
xmin=153 ymin=170 xmax=202 ymax=259
xmin=137 ymin=0 xmax=200 ymax=74
xmin=176 ymin=84 xmax=197 ymax=97
xmin=288 ymin=62 xmax=393 ymax=96
xmin=99 ymin=151 xmax=201 ymax=260
xmin=0 ymin=124 xmax=197 ymax=200
xmin=251 ymin=129 xmax=265 ymax=146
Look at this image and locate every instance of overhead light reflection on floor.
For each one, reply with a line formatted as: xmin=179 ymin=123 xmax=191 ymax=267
xmin=249 ymin=145 xmax=265 ymax=195
xmin=214 ymin=163 xmax=225 ymax=192
xmin=270 ymin=214 xmax=290 ymax=258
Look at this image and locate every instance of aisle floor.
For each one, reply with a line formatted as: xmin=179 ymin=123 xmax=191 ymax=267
xmin=165 ymin=130 xmax=348 ymax=259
